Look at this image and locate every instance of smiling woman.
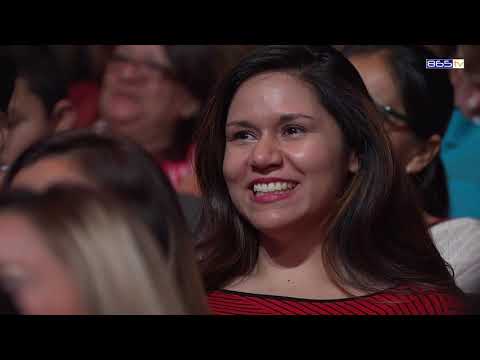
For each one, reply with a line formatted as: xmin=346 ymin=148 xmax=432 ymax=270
xmin=223 ymin=71 xmax=356 ymax=234
xmin=195 ymin=45 xmax=466 ymax=315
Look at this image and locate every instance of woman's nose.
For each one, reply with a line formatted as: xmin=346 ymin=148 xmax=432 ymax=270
xmin=250 ymin=136 xmax=282 ymax=171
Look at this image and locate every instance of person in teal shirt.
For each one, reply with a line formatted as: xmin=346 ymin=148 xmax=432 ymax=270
xmin=441 ymin=109 xmax=480 ymax=218
xmin=441 ymin=45 xmax=480 ymax=218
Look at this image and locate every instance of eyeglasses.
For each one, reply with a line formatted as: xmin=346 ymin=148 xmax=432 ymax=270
xmin=107 ymin=53 xmax=177 ymax=81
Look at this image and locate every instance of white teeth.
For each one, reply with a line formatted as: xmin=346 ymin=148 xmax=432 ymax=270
xmin=253 ymin=182 xmax=297 ymax=194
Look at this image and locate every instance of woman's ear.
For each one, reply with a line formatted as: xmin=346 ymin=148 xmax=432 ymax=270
xmin=52 ymin=99 xmax=77 ymax=132
xmin=405 ymin=134 xmax=441 ymax=174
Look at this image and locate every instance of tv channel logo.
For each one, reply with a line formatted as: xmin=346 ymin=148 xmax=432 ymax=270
xmin=426 ymin=59 xmax=464 ymax=69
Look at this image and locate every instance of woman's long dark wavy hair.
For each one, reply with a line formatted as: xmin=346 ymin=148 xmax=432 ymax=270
xmin=342 ymin=45 xmax=453 ymax=218
xmin=194 ymin=45 xmax=459 ymax=294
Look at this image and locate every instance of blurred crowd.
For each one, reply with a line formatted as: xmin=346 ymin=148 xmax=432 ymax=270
xmin=0 ymin=44 xmax=479 ymax=315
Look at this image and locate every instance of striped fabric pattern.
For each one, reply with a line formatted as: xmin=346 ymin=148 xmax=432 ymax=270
xmin=208 ymin=286 xmax=465 ymax=315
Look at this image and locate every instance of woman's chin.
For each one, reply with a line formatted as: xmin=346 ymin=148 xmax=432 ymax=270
xmin=249 ymin=213 xmax=300 ymax=234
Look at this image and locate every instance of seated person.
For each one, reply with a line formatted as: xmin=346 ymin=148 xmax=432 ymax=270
xmin=0 ymin=186 xmax=207 ymax=314
xmin=441 ymin=45 xmax=480 ymax=218
xmin=3 ymin=130 xmax=208 ymax=313
xmin=0 ymin=46 xmax=76 ymax=174
xmin=96 ymin=45 xmax=222 ymax=195
xmin=195 ymin=45 xmax=466 ymax=315
xmin=345 ymin=45 xmax=480 ymax=295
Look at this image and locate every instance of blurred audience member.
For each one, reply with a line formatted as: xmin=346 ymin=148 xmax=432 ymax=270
xmin=441 ymin=45 xmax=480 ymax=218
xmin=0 ymin=46 xmax=76 ymax=175
xmin=54 ymin=45 xmax=113 ymax=129
xmin=0 ymin=53 xmax=16 ymax=171
xmin=345 ymin=45 xmax=480 ymax=294
xmin=96 ymin=45 xmax=222 ymax=195
xmin=3 ymin=130 xmax=208 ymax=314
xmin=0 ymin=52 xmax=15 ymax=114
xmin=0 ymin=186 xmax=194 ymax=314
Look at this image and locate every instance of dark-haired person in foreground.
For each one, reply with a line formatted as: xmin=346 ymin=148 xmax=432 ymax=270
xmin=344 ymin=45 xmax=480 ymax=296
xmin=2 ymin=130 xmax=208 ymax=314
xmin=196 ymin=45 xmax=466 ymax=315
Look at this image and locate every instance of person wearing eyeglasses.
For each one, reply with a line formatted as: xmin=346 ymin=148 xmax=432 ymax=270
xmin=441 ymin=45 xmax=480 ymax=219
xmin=96 ymin=45 xmax=224 ymax=196
xmin=344 ymin=45 xmax=480 ymax=297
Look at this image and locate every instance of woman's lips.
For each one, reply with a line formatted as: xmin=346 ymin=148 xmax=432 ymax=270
xmin=252 ymin=189 xmax=297 ymax=203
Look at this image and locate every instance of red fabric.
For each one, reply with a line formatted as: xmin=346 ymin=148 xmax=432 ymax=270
xmin=68 ymin=81 xmax=100 ymax=129
xmin=208 ymin=285 xmax=466 ymax=315
xmin=156 ymin=144 xmax=196 ymax=191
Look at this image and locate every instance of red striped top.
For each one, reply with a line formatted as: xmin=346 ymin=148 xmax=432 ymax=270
xmin=208 ymin=286 xmax=466 ymax=315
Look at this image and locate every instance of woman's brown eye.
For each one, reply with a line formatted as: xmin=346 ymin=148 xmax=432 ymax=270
xmin=228 ymin=130 xmax=255 ymax=141
xmin=283 ymin=126 xmax=305 ymax=136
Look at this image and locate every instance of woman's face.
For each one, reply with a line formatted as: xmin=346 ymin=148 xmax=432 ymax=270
xmin=99 ymin=45 xmax=196 ymax=152
xmin=223 ymin=72 xmax=356 ymax=234
xmin=349 ymin=53 xmax=421 ymax=170
xmin=0 ymin=212 xmax=87 ymax=315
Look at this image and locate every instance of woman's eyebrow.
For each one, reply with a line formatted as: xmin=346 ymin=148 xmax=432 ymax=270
xmin=226 ymin=113 xmax=315 ymax=130
xmin=278 ymin=113 xmax=315 ymax=124
xmin=226 ymin=120 xmax=258 ymax=130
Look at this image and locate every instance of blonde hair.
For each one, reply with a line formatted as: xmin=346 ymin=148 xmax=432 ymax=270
xmin=2 ymin=131 xmax=210 ymax=313
xmin=16 ymin=186 xmax=203 ymax=314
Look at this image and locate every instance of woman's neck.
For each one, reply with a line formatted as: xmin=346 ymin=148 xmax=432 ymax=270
xmin=226 ymin=225 xmax=366 ymax=300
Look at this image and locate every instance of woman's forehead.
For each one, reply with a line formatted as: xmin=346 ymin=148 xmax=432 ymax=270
xmin=228 ymin=72 xmax=322 ymax=119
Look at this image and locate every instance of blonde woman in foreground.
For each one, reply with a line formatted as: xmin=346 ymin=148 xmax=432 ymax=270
xmin=0 ymin=186 xmax=205 ymax=314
